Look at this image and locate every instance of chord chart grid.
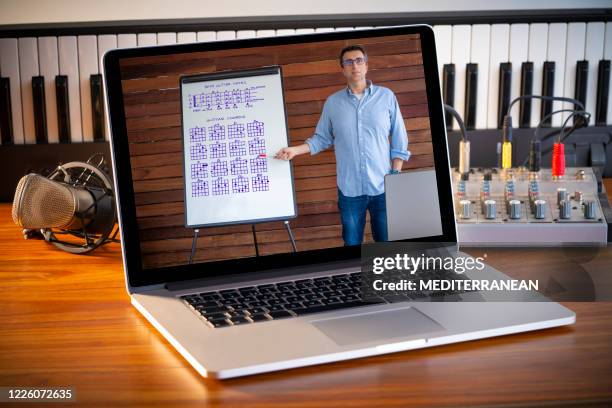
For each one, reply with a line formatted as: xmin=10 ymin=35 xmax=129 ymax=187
xmin=210 ymin=142 xmax=227 ymax=159
xmin=229 ymin=139 xmax=247 ymax=157
xmin=212 ymin=178 xmax=230 ymax=196
xmin=248 ymin=138 xmax=266 ymax=155
xmin=192 ymin=181 xmax=209 ymax=197
xmin=191 ymin=162 xmax=208 ymax=179
xmin=208 ymin=123 xmax=225 ymax=141
xmin=188 ymin=88 xmax=257 ymax=112
xmin=190 ymin=144 xmax=207 ymax=160
xmin=230 ymin=158 xmax=249 ymax=175
xmin=232 ymin=176 xmax=250 ymax=193
xmin=247 ymin=120 xmax=264 ymax=137
xmin=250 ymin=156 xmax=268 ymax=174
xmin=211 ymin=160 xmax=229 ymax=177
xmin=190 ymin=126 xmax=206 ymax=143
xmin=228 ymin=122 xmax=246 ymax=139
xmin=252 ymin=174 xmax=270 ymax=192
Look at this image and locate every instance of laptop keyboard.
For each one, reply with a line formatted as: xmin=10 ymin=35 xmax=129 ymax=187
xmin=181 ymin=270 xmax=470 ymax=328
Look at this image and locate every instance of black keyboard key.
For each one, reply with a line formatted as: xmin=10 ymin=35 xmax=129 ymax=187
xmin=285 ymin=302 xmax=305 ymax=310
xmin=203 ymin=312 xmax=228 ymax=320
xmin=498 ymin=62 xmax=512 ymax=129
xmin=442 ymin=63 xmax=455 ymax=130
xmin=304 ymin=300 xmax=323 ymax=307
xmin=295 ymin=289 xmax=312 ymax=296
xmin=541 ymin=61 xmax=555 ymax=127
xmin=267 ymin=310 xmax=293 ymax=319
xmin=230 ymin=316 xmax=250 ymax=325
xmin=0 ymin=77 xmax=13 ymax=144
xmin=196 ymin=305 xmax=228 ymax=315
xmin=519 ymin=62 xmax=533 ymax=128
xmin=247 ymin=300 xmax=266 ymax=308
xmin=31 ymin=76 xmax=47 ymax=144
xmin=55 ymin=75 xmax=70 ymax=143
xmin=246 ymin=306 xmax=267 ymax=314
xmin=267 ymin=299 xmax=286 ymax=307
xmin=266 ymin=305 xmax=288 ymax=313
xmin=191 ymin=300 xmax=220 ymax=309
xmin=90 ymin=74 xmax=104 ymax=141
xmin=465 ymin=63 xmax=478 ymax=130
xmin=249 ymin=313 xmax=270 ymax=322
xmin=292 ymin=300 xmax=382 ymax=316
xmin=208 ymin=319 xmax=230 ymax=328
xmin=257 ymin=284 xmax=275 ymax=290
xmin=575 ymin=60 xmax=589 ymax=107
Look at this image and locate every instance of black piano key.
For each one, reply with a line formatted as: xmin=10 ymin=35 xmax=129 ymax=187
xmin=596 ymin=60 xmax=610 ymax=126
xmin=90 ymin=74 xmax=104 ymax=142
xmin=31 ymin=76 xmax=48 ymax=144
xmin=574 ymin=60 xmax=589 ymax=108
xmin=0 ymin=77 xmax=13 ymax=145
xmin=442 ymin=63 xmax=455 ymax=130
xmin=55 ymin=75 xmax=71 ymax=143
xmin=540 ymin=61 xmax=555 ymax=127
xmin=497 ymin=62 xmax=512 ymax=129
xmin=464 ymin=63 xmax=478 ymax=130
xmin=519 ymin=62 xmax=534 ymax=128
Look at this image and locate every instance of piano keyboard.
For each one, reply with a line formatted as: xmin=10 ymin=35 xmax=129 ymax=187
xmin=434 ymin=22 xmax=612 ymax=130
xmin=1 ymin=21 xmax=612 ymax=146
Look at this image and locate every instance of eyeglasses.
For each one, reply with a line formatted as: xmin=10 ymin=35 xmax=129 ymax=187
xmin=342 ymin=57 xmax=367 ymax=67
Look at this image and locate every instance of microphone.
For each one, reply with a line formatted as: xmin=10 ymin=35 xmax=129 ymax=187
xmin=11 ymin=156 xmax=117 ymax=254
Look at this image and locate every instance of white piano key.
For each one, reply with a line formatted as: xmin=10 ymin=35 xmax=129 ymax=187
xmin=528 ymin=23 xmax=549 ymax=127
xmin=0 ymin=38 xmax=24 ymax=144
xmin=584 ymin=22 xmax=605 ymax=126
xmin=77 ymin=35 xmax=98 ymax=142
xmin=604 ymin=22 xmax=612 ymax=125
xmin=157 ymin=32 xmax=177 ymax=45
xmin=97 ymin=35 xmax=116 ymax=141
xmin=37 ymin=36 xmax=59 ymax=143
xmin=295 ymin=28 xmax=315 ymax=34
xmin=58 ymin=36 xmax=82 ymax=142
xmin=470 ymin=24 xmax=490 ymax=129
xmin=236 ymin=30 xmax=256 ymax=39
xmin=433 ymin=25 xmax=452 ymax=87
xmin=487 ymin=24 xmax=510 ymax=129
xmin=18 ymin=37 xmax=39 ymax=144
xmin=177 ymin=32 xmax=196 ymax=44
xmin=137 ymin=33 xmax=157 ymax=47
xmin=547 ymin=23 xmax=567 ymax=127
xmin=451 ymin=25 xmax=471 ymax=131
xmin=216 ymin=31 xmax=236 ymax=40
xmin=562 ymin=23 xmax=586 ymax=125
xmin=97 ymin=35 xmax=117 ymax=73
xmin=276 ymin=29 xmax=296 ymax=36
xmin=508 ymin=24 xmax=529 ymax=121
xmin=256 ymin=30 xmax=276 ymax=38
xmin=117 ymin=34 xmax=137 ymax=49
xmin=197 ymin=31 xmax=216 ymax=42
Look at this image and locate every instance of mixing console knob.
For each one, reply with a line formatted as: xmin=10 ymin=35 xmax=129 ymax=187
xmin=557 ymin=188 xmax=567 ymax=205
xmin=559 ymin=200 xmax=572 ymax=219
xmin=574 ymin=191 xmax=583 ymax=203
xmin=508 ymin=200 xmax=521 ymax=220
xmin=534 ymin=200 xmax=546 ymax=219
xmin=584 ymin=200 xmax=596 ymax=219
xmin=484 ymin=200 xmax=496 ymax=220
xmin=459 ymin=200 xmax=472 ymax=219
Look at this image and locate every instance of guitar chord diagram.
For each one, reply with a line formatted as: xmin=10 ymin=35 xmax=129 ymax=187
xmin=190 ymin=144 xmax=207 ymax=160
xmin=210 ymin=142 xmax=227 ymax=159
xmin=188 ymin=88 xmax=258 ymax=112
xmin=191 ymin=162 xmax=208 ymax=179
xmin=210 ymin=160 xmax=228 ymax=177
xmin=228 ymin=122 xmax=245 ymax=139
xmin=230 ymin=157 xmax=248 ymax=176
xmin=212 ymin=177 xmax=230 ymax=196
xmin=229 ymin=139 xmax=247 ymax=157
xmin=248 ymin=137 xmax=266 ymax=155
xmin=208 ymin=123 xmax=225 ymax=141
xmin=189 ymin=126 xmax=206 ymax=143
xmin=247 ymin=120 xmax=264 ymax=137
xmin=192 ymin=181 xmax=209 ymax=197
xmin=232 ymin=176 xmax=250 ymax=193
xmin=249 ymin=156 xmax=267 ymax=174
xmin=251 ymin=174 xmax=270 ymax=192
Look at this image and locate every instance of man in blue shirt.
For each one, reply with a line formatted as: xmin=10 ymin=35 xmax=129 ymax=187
xmin=275 ymin=44 xmax=410 ymax=245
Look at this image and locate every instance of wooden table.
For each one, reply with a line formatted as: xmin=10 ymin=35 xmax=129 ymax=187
xmin=1 ymin=180 xmax=612 ymax=407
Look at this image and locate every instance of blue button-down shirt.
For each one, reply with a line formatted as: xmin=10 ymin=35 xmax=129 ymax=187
xmin=305 ymin=82 xmax=410 ymax=197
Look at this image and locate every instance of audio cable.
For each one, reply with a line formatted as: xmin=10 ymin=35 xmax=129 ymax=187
xmin=444 ymin=104 xmax=470 ymax=179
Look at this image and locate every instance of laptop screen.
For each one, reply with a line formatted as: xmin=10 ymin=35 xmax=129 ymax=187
xmin=105 ymin=25 xmax=456 ymax=285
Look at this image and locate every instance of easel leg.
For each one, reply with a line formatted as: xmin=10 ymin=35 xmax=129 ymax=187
xmin=284 ymin=220 xmax=297 ymax=252
xmin=189 ymin=228 xmax=200 ymax=265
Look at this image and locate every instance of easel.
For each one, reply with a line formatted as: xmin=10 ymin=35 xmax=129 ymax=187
xmin=188 ymin=220 xmax=297 ymax=264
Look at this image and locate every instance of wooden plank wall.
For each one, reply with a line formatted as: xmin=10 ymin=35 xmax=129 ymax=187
xmin=120 ymin=34 xmax=434 ymax=269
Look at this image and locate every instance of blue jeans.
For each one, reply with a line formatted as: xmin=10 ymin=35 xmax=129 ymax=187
xmin=337 ymin=189 xmax=388 ymax=246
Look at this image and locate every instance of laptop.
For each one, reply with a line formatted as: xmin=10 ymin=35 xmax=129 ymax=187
xmin=103 ymin=25 xmax=575 ymax=379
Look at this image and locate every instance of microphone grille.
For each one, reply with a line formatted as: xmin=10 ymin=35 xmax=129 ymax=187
xmin=12 ymin=174 xmax=76 ymax=229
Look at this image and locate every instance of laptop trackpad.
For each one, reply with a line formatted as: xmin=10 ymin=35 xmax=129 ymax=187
xmin=311 ymin=306 xmax=446 ymax=346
